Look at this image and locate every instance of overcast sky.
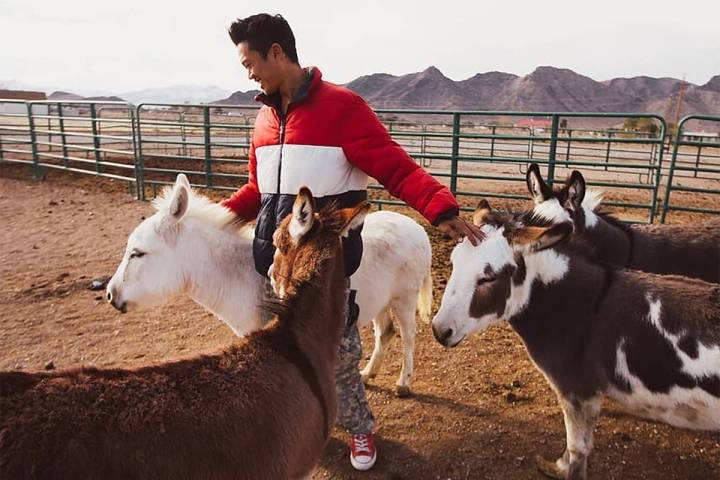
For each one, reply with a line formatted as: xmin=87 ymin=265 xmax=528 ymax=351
xmin=1 ymin=0 xmax=718 ymax=95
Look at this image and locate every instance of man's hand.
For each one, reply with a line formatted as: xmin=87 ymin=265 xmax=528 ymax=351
xmin=437 ymin=215 xmax=485 ymax=246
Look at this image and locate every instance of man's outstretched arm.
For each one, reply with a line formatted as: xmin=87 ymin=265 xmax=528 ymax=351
xmin=340 ymin=97 xmax=484 ymax=245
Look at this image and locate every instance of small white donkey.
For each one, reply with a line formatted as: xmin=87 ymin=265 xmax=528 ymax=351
xmin=106 ymin=174 xmax=433 ymax=396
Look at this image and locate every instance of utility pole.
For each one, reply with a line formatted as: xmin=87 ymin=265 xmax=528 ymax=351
xmin=672 ymin=76 xmax=687 ymax=139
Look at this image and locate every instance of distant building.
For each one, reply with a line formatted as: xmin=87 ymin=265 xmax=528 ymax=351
xmin=0 ymin=90 xmax=48 ymax=114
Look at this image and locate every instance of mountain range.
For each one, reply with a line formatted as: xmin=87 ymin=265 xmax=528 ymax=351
xmin=217 ymin=66 xmax=720 ymax=119
xmin=1 ymin=82 xmax=231 ymax=105
xmin=4 ymin=67 xmax=719 ymax=119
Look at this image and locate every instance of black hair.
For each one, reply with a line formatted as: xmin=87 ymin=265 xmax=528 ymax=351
xmin=228 ymin=13 xmax=299 ymax=64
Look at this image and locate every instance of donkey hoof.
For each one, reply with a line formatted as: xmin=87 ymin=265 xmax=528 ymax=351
xmin=535 ymin=454 xmax=565 ymax=479
xmin=360 ymin=371 xmax=376 ymax=384
xmin=395 ymin=385 xmax=412 ymax=398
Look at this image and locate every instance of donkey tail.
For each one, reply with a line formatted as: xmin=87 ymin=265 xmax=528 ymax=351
xmin=416 ymin=268 xmax=433 ymax=324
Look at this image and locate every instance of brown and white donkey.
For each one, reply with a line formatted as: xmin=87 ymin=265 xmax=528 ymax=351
xmin=526 ymin=163 xmax=720 ymax=283
xmin=0 ymin=187 xmax=370 ymax=480
xmin=432 ymin=200 xmax=720 ymax=480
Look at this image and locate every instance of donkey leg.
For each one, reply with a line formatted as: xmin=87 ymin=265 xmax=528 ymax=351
xmin=392 ymin=297 xmax=417 ymax=398
xmin=536 ymin=396 xmax=601 ymax=480
xmin=360 ymin=308 xmax=394 ymax=383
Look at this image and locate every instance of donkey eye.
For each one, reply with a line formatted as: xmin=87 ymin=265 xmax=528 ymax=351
xmin=476 ymin=277 xmax=496 ymax=287
xmin=129 ymin=249 xmax=146 ymax=259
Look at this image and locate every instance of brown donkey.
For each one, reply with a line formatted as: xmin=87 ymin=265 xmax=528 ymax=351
xmin=0 ymin=187 xmax=370 ymax=480
xmin=526 ymin=163 xmax=720 ymax=283
xmin=432 ymin=200 xmax=720 ymax=480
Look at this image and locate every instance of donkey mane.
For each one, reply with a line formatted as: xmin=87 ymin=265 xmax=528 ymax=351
xmin=582 ymin=189 xmax=604 ymax=212
xmin=594 ymin=208 xmax=635 ymax=235
xmin=152 ymin=185 xmax=253 ymax=236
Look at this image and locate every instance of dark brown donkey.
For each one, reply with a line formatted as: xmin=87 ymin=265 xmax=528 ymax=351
xmin=0 ymin=188 xmax=370 ymax=480
xmin=432 ymin=200 xmax=720 ymax=480
xmin=526 ymin=163 xmax=720 ymax=283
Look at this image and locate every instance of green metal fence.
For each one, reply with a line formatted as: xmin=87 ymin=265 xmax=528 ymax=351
xmin=660 ymin=114 xmax=720 ymax=221
xmin=372 ymin=110 xmax=666 ymax=223
xmin=1 ymin=99 xmax=718 ymax=223
xmin=0 ymin=100 xmax=138 ymax=193
xmin=0 ymin=100 xmax=34 ymax=170
xmin=135 ymin=103 xmax=256 ymax=199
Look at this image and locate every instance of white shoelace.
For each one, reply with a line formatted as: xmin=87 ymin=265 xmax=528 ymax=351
xmin=353 ymin=435 xmax=371 ymax=454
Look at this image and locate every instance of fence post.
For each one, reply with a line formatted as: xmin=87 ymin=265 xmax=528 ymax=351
xmin=89 ymin=103 xmax=102 ymax=173
xmin=528 ymin=126 xmax=535 ymax=159
xmin=203 ymin=107 xmax=212 ymax=188
xmin=57 ymin=102 xmax=69 ymax=167
xmin=490 ymin=125 xmax=497 ymax=160
xmin=47 ymin=104 xmax=53 ymax=153
xmin=546 ymin=115 xmax=559 ymax=185
xmin=565 ymin=129 xmax=572 ymax=166
xmin=660 ymin=119 xmax=683 ymax=223
xmin=450 ymin=113 xmax=460 ymax=194
xmin=649 ymin=117 xmax=667 ymax=224
xmin=26 ymin=102 xmax=40 ymax=178
xmin=180 ymin=112 xmax=187 ymax=157
xmin=133 ymin=105 xmax=146 ymax=200
xmin=604 ymin=131 xmax=613 ymax=171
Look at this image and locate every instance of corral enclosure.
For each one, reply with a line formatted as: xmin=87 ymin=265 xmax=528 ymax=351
xmin=1 ymin=103 xmax=719 ymax=479
xmin=1 ymin=101 xmax=719 ymax=222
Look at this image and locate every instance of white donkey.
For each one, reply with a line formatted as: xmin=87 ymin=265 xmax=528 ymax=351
xmin=106 ymin=174 xmax=432 ymax=396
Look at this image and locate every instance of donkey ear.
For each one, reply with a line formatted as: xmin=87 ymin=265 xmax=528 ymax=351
xmin=175 ymin=173 xmax=191 ymax=191
xmin=510 ymin=222 xmax=573 ymax=253
xmin=289 ymin=187 xmax=316 ymax=240
xmin=473 ymin=199 xmax=508 ymax=226
xmin=472 ymin=199 xmax=492 ymax=226
xmin=526 ymin=163 xmax=553 ymax=204
xmin=339 ymin=202 xmax=372 ymax=237
xmin=565 ymin=171 xmax=586 ymax=212
xmin=168 ymin=181 xmax=189 ymax=220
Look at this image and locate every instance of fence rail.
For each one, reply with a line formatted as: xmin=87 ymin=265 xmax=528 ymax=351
xmin=660 ymin=115 xmax=720 ymax=222
xmin=1 ymin=99 xmax=718 ymax=223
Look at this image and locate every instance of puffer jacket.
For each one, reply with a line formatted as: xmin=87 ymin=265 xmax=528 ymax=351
xmin=222 ymin=67 xmax=459 ymax=277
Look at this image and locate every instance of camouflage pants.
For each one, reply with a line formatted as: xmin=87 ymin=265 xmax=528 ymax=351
xmin=262 ymin=279 xmax=375 ymax=434
xmin=335 ymin=302 xmax=376 ymax=435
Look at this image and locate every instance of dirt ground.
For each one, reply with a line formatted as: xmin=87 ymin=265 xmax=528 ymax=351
xmin=1 ymin=168 xmax=719 ymax=480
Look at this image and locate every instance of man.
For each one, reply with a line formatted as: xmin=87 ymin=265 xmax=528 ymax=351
xmin=222 ymin=13 xmax=483 ymax=471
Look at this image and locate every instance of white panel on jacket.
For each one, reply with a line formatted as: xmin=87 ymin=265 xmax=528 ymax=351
xmin=255 ymin=144 xmax=368 ymax=196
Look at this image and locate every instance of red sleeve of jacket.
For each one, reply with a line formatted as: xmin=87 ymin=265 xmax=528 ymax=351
xmin=340 ymin=96 xmax=459 ymax=225
xmin=221 ymin=140 xmax=261 ymax=221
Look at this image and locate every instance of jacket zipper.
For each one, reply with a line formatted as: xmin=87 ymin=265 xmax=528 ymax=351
xmin=273 ymin=109 xmax=288 ymax=224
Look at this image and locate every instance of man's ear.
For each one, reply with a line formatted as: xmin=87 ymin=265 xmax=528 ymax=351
xmin=269 ymin=42 xmax=284 ymax=60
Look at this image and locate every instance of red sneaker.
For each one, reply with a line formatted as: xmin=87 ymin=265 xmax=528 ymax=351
xmin=350 ymin=433 xmax=377 ymax=471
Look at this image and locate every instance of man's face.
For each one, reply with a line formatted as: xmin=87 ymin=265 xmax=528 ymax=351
xmin=238 ymin=42 xmax=282 ymax=95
